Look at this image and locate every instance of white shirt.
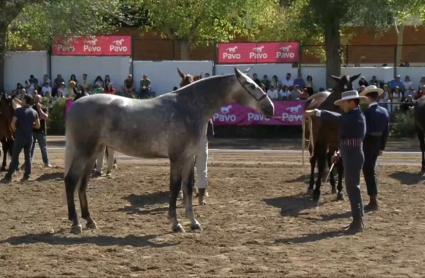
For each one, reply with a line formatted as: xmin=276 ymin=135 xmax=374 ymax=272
xmin=267 ymin=89 xmax=279 ymax=100
xmin=282 ymin=78 xmax=293 ymax=87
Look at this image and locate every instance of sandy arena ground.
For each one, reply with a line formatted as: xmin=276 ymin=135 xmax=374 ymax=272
xmin=0 ymin=148 xmax=425 ymax=277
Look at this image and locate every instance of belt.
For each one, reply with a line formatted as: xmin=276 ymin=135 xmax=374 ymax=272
xmin=341 ymin=138 xmax=363 ymax=147
xmin=367 ymin=132 xmax=383 ymax=137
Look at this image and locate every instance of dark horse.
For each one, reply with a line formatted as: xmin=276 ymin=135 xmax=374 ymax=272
xmin=0 ymin=93 xmax=15 ymax=171
xmin=309 ymin=74 xmax=360 ymax=203
xmin=414 ymin=96 xmax=425 ymax=173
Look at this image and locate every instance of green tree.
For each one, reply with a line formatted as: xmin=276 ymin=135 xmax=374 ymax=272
xmin=280 ymin=0 xmax=425 ymax=87
xmin=0 ymin=0 xmax=128 ymax=91
xmin=144 ymin=0 xmax=281 ymax=59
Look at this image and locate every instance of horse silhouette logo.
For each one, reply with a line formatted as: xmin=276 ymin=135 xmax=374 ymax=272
xmin=226 ymin=46 xmax=238 ymax=53
xmin=113 ymin=39 xmax=125 ymax=46
xmin=220 ymin=105 xmax=232 ymax=114
xmin=84 ymin=37 xmax=98 ymax=46
xmin=286 ymin=104 xmax=302 ymax=113
xmin=280 ymin=45 xmax=292 ymax=52
xmin=252 ymin=45 xmax=265 ymax=53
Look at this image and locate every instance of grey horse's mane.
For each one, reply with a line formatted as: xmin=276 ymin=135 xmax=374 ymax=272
xmin=173 ymin=74 xmax=233 ymax=95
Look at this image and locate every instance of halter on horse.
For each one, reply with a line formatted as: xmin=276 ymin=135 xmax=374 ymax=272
xmin=64 ymin=68 xmax=275 ymax=234
xmin=0 ymin=93 xmax=15 ymax=171
xmin=308 ymin=74 xmax=360 ymax=203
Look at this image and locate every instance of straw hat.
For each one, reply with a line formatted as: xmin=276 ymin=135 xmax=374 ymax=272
xmin=334 ymin=90 xmax=366 ymax=106
xmin=360 ymin=85 xmax=384 ymax=97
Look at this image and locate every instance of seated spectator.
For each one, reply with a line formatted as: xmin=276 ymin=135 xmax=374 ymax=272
xmin=282 ymin=73 xmax=293 ymax=88
xmin=252 ymin=73 xmax=261 ymax=86
xmin=306 ymin=75 xmax=314 ymax=95
xmin=267 ymin=85 xmax=279 ymax=100
xmin=41 ymin=79 xmax=52 ymax=97
xmin=300 ymin=87 xmax=310 ymax=100
xmin=389 ymin=74 xmax=405 ymax=93
xmin=415 ymin=85 xmax=425 ymax=100
xmin=69 ymin=74 xmax=78 ymax=85
xmin=13 ymin=83 xmax=25 ymax=97
xmin=369 ymin=75 xmax=379 ymax=86
xmin=293 ymin=72 xmax=306 ymax=88
xmin=139 ymin=74 xmax=152 ymax=99
xmin=105 ymin=82 xmax=117 ymax=94
xmin=123 ymin=74 xmax=136 ymax=98
xmin=74 ymin=85 xmax=88 ymax=101
xmin=53 ymin=74 xmax=64 ymax=96
xmin=358 ymin=76 xmax=368 ymax=87
xmin=204 ymin=73 xmax=210 ymax=78
xmin=418 ymin=76 xmax=425 ymax=91
xmin=68 ymin=80 xmax=78 ymax=97
xmin=56 ymin=81 xmax=66 ymax=98
xmin=104 ymin=74 xmax=112 ymax=90
xmin=29 ymin=74 xmax=39 ymax=87
xmin=93 ymin=76 xmax=104 ymax=90
xmin=81 ymin=73 xmax=92 ymax=93
xmin=403 ymin=75 xmax=414 ymax=97
xmin=42 ymin=74 xmax=50 ymax=84
xmin=271 ymin=75 xmax=282 ymax=89
xmin=261 ymin=75 xmax=271 ymax=91
xmin=279 ymin=85 xmax=290 ymax=100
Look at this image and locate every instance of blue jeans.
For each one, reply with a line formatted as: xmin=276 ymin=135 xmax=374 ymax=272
xmin=31 ymin=132 xmax=49 ymax=165
xmin=6 ymin=137 xmax=32 ymax=179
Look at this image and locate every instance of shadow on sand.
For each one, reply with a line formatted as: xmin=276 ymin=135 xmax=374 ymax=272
xmin=275 ymin=229 xmax=347 ymax=244
xmin=263 ymin=193 xmax=316 ymax=217
xmin=389 ymin=171 xmax=425 ymax=186
xmin=35 ymin=172 xmax=64 ymax=182
xmin=0 ymin=232 xmax=177 ymax=248
xmin=118 ymin=191 xmax=170 ymax=215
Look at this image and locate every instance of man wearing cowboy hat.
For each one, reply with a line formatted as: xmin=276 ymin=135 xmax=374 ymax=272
xmin=305 ymin=90 xmax=367 ymax=233
xmin=360 ymin=85 xmax=389 ymax=211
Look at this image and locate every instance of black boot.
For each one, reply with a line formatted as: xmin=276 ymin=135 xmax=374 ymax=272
xmin=345 ymin=218 xmax=364 ymax=234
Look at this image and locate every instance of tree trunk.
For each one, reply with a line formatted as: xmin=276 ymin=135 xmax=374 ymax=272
xmin=395 ymin=25 xmax=405 ymax=70
xmin=324 ymin=19 xmax=341 ymax=88
xmin=0 ymin=23 xmax=7 ymax=92
xmin=179 ymin=40 xmax=190 ymax=60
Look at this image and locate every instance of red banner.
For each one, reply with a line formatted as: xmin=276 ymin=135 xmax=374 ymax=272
xmin=213 ymin=101 xmax=305 ymax=126
xmin=217 ymin=42 xmax=300 ymax=64
xmin=53 ymin=36 xmax=132 ymax=56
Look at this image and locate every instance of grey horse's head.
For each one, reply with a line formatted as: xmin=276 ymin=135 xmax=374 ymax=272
xmin=233 ymin=68 xmax=275 ymax=118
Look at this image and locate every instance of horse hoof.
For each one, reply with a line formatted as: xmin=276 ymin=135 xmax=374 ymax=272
xmin=172 ymin=223 xmax=185 ymax=233
xmin=336 ymin=192 xmax=344 ymax=201
xmin=312 ymin=190 xmax=320 ymax=202
xmin=86 ymin=220 xmax=97 ymax=230
xmin=70 ymin=224 xmax=82 ymax=234
xmin=191 ymin=221 xmax=202 ymax=231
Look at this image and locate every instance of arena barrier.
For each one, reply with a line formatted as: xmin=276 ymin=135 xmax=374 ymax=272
xmin=213 ymin=101 xmax=305 ymax=126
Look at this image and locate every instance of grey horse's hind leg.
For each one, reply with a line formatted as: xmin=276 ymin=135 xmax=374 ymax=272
xmin=64 ymin=161 xmax=85 ymax=234
xmin=105 ymin=147 xmax=115 ymax=176
xmin=182 ymin=161 xmax=201 ymax=231
xmin=169 ymin=160 xmax=184 ymax=232
xmin=79 ymin=161 xmax=97 ymax=230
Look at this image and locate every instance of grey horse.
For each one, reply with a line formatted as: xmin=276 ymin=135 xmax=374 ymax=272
xmin=64 ymin=68 xmax=275 ymax=234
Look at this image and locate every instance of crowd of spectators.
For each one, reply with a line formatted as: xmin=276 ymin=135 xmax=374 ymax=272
xmin=10 ymin=73 xmax=155 ymax=103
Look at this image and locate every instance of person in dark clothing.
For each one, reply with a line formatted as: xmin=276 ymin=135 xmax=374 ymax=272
xmin=360 ymin=85 xmax=390 ymax=211
xmin=31 ymin=94 xmax=52 ymax=168
xmin=73 ymin=84 xmax=88 ymax=101
xmin=2 ymin=95 xmax=40 ymax=183
xmin=252 ymin=73 xmax=261 ymax=86
xmin=306 ymin=90 xmax=367 ymax=234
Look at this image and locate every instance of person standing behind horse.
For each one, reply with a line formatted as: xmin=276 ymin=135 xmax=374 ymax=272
xmin=2 ymin=95 xmax=40 ymax=183
xmin=139 ymin=74 xmax=152 ymax=99
xmin=31 ymin=94 xmax=52 ymax=168
xmin=360 ymin=85 xmax=389 ymax=211
xmin=306 ymin=90 xmax=367 ymax=234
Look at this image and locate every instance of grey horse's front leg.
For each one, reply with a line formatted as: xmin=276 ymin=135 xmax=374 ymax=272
xmin=169 ymin=161 xmax=184 ymax=232
xmin=182 ymin=165 xmax=201 ymax=231
xmin=105 ymin=148 xmax=115 ymax=176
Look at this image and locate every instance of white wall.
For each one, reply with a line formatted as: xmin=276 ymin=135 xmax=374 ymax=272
xmin=397 ymin=67 xmax=425 ymax=89
xmin=133 ymin=60 xmax=214 ymax=95
xmin=4 ymin=51 xmax=49 ymax=92
xmin=51 ymin=56 xmax=132 ymax=89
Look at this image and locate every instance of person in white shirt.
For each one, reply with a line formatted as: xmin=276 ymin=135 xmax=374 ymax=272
xmin=282 ymin=73 xmax=293 ymax=88
xmin=279 ymin=85 xmax=290 ymax=100
xmin=267 ymin=86 xmax=279 ymax=100
xmin=403 ymin=75 xmax=414 ymax=97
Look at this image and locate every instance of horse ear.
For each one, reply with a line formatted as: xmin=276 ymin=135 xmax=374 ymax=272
xmin=177 ymin=68 xmax=185 ymax=79
xmin=350 ymin=73 xmax=361 ymax=82
xmin=330 ymin=75 xmax=340 ymax=82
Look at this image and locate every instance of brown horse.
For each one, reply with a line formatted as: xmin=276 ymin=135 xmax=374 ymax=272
xmin=177 ymin=68 xmax=203 ymax=87
xmin=414 ymin=96 xmax=425 ymax=173
xmin=0 ymin=93 xmax=15 ymax=171
xmin=309 ymin=74 xmax=360 ymax=203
